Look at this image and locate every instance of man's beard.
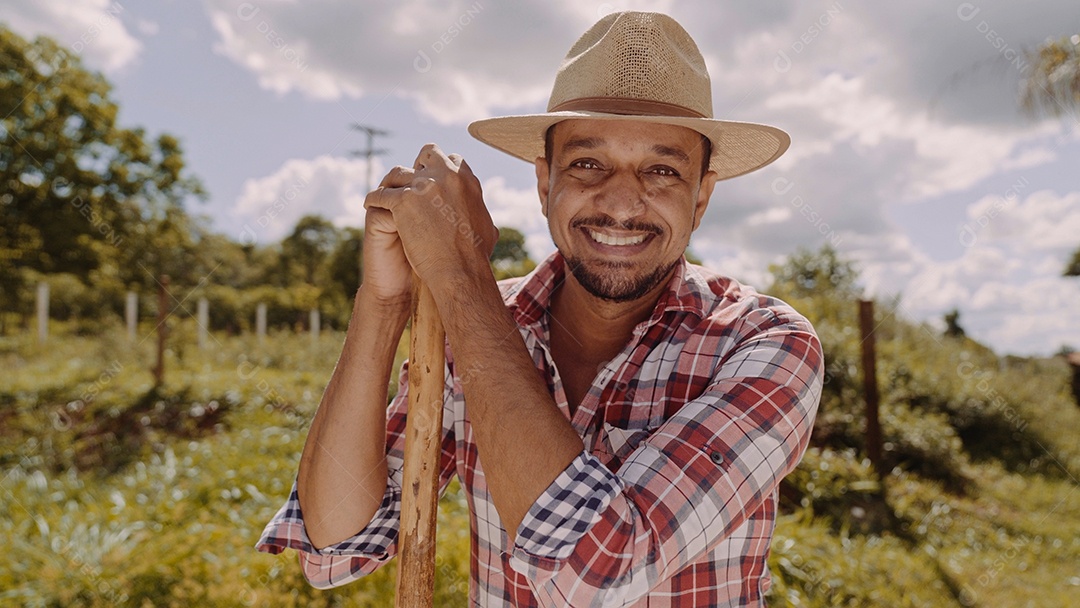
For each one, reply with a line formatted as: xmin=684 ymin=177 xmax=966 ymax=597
xmin=565 ymin=255 xmax=680 ymax=303
xmin=561 ymin=215 xmax=678 ymax=303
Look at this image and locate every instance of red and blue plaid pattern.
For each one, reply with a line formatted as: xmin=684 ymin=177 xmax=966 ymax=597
xmin=257 ymin=252 xmax=822 ymax=606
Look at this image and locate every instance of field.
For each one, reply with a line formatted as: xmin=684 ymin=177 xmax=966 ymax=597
xmin=2 ymin=316 xmax=1079 ymax=607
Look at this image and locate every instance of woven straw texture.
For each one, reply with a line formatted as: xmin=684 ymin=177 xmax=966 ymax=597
xmin=549 ymin=12 xmax=710 ymax=114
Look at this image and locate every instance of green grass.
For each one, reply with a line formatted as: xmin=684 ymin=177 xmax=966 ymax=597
xmin=2 ymin=319 xmax=1079 ymax=607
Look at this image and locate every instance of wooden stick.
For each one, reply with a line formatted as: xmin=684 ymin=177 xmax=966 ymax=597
xmin=394 ymin=274 xmax=445 ymax=608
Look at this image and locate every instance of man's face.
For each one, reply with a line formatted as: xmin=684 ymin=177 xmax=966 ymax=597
xmin=535 ymin=119 xmax=718 ymax=303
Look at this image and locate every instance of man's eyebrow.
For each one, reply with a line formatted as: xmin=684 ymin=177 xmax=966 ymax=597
xmin=561 ymin=136 xmax=604 ymax=152
xmin=650 ymin=144 xmax=691 ymax=164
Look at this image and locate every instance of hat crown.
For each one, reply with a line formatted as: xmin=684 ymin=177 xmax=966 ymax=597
xmin=547 ymin=12 xmax=713 ymax=118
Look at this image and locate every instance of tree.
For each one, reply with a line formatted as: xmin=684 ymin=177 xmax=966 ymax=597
xmin=0 ymin=26 xmax=204 ymax=319
xmin=1021 ymin=34 xmax=1080 ymax=118
xmin=327 ymin=226 xmax=363 ymax=298
xmin=943 ymin=308 xmax=966 ymax=338
xmin=489 ymin=227 xmax=536 ymax=279
xmin=767 ymin=244 xmax=862 ymax=300
xmin=1065 ymin=247 xmax=1080 ymax=277
xmin=280 ymin=215 xmax=340 ymax=285
xmin=684 ymin=247 xmax=704 ymax=265
xmin=1021 ymin=35 xmax=1080 ymax=278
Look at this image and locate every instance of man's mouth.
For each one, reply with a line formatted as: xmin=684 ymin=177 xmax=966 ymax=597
xmin=586 ymin=228 xmax=649 ymax=247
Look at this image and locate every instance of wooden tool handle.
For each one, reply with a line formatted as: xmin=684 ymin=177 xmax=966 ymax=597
xmin=394 ymin=275 xmax=446 ymax=608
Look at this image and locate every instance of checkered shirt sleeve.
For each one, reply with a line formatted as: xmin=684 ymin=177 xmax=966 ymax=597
xmin=254 ymin=357 xmax=457 ymax=589
xmin=254 ymin=480 xmax=401 ymax=588
xmin=510 ymin=305 xmax=823 ymax=607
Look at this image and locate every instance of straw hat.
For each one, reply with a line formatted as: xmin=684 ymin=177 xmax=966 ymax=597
xmin=468 ymin=11 xmax=789 ymax=181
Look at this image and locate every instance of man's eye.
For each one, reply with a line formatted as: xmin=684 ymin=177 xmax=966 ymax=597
xmin=650 ymin=166 xmax=680 ymax=177
xmin=570 ymin=160 xmax=601 ymax=170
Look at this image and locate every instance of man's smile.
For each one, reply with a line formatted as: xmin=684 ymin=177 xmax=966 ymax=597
xmin=585 ymin=228 xmax=650 ymax=247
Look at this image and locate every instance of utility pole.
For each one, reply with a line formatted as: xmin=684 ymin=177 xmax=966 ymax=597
xmin=349 ymin=123 xmax=390 ymax=194
xmin=858 ymin=300 xmax=884 ymax=487
xmin=350 ymin=123 xmax=390 ymax=288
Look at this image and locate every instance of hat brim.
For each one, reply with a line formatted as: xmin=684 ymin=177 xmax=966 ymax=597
xmin=468 ymin=111 xmax=790 ymax=181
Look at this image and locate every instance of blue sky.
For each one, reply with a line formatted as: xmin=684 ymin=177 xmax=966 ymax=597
xmin=3 ymin=0 xmax=1079 ymax=355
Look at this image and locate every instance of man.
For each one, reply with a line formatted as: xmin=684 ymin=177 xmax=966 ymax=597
xmin=258 ymin=11 xmax=822 ymax=607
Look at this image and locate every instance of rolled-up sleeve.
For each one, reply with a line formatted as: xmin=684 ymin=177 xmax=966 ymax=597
xmin=255 ymin=355 xmax=458 ymax=589
xmin=509 ymin=312 xmax=822 ymax=607
xmin=255 ymin=479 xmax=402 ymax=588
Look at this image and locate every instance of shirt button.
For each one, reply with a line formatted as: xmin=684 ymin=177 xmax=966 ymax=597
xmin=710 ymin=451 xmax=724 ymax=465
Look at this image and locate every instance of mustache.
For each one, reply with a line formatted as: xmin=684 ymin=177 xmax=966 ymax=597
xmin=571 ymin=215 xmax=663 ymax=235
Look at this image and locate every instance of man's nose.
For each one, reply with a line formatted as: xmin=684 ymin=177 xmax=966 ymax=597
xmin=596 ymin=169 xmax=647 ymax=221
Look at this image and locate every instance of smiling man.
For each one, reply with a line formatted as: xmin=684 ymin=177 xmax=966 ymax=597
xmin=258 ymin=11 xmax=823 ymax=607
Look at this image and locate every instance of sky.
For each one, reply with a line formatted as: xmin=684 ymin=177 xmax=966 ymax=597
xmin=3 ymin=0 xmax=1079 ymax=356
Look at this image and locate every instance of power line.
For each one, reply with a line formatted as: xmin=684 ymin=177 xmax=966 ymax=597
xmin=348 ymin=123 xmax=390 ymax=194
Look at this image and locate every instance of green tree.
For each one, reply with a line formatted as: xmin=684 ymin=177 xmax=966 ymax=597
xmin=326 ymin=226 xmax=363 ymax=298
xmin=1021 ymin=35 xmax=1080 ymax=278
xmin=1021 ymin=34 xmax=1080 ymax=117
xmin=767 ymin=244 xmax=862 ymax=300
xmin=1065 ymin=247 xmax=1080 ymax=277
xmin=490 ymin=227 xmax=536 ymax=279
xmin=943 ymin=308 xmax=966 ymax=338
xmin=280 ymin=215 xmax=340 ymax=285
xmin=0 ymin=26 xmax=203 ymax=320
xmin=684 ymin=247 xmax=704 ymax=265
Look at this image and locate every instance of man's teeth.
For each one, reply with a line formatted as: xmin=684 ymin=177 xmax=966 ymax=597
xmin=588 ymin=229 xmax=647 ymax=246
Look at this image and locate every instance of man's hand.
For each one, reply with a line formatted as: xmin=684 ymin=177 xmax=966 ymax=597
xmin=364 ymin=144 xmax=498 ymax=292
xmin=361 ymin=205 xmax=414 ymax=306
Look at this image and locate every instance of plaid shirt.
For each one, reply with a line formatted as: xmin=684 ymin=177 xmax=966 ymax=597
xmin=257 ymin=252 xmax=822 ymax=607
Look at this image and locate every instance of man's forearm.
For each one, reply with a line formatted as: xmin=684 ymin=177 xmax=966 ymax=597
xmin=297 ymin=286 xmax=410 ymax=549
xmin=433 ymin=267 xmax=584 ymax=537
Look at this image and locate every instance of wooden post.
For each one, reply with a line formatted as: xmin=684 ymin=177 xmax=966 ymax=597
xmin=36 ymin=281 xmax=49 ymax=343
xmin=858 ymin=300 xmax=884 ymax=479
xmin=197 ymin=297 xmax=209 ymax=350
xmin=125 ymin=291 xmax=138 ymax=340
xmin=256 ymin=303 xmax=267 ymax=343
xmin=154 ymin=275 xmax=169 ymax=386
xmin=394 ymin=276 xmax=445 ymax=608
xmin=309 ymin=308 xmax=320 ymax=344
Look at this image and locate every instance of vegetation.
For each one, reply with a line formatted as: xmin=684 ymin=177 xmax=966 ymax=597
xmin=3 ymin=21 xmax=1079 ymax=608
xmin=1020 ymin=33 xmax=1080 ymax=282
xmin=2 ymin=246 xmax=1078 ymax=606
xmin=1021 ymin=33 xmax=1080 ymax=118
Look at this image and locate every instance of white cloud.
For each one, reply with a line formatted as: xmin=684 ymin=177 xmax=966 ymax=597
xmin=230 ymin=158 xmax=557 ymax=264
xmin=232 ymin=155 xmax=380 ymax=244
xmin=0 ymin=0 xmax=142 ymax=73
xmin=968 ymin=278 xmax=1080 ymax=355
xmin=481 ymin=176 xmax=554 ymax=260
xmin=200 ymin=0 xmax=1080 ymax=355
xmin=763 ymin=74 xmax=1062 ymax=200
xmin=888 ymin=189 xmax=1080 ymax=354
xmin=136 ymin=19 xmax=160 ymax=37
xmin=203 ymin=0 xmax=584 ymax=123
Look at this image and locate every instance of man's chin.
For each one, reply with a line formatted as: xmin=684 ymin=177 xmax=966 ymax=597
xmin=565 ymin=256 xmax=679 ymax=303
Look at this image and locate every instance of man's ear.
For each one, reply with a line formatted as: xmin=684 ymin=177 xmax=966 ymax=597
xmin=692 ymin=170 xmax=719 ymax=231
xmin=535 ymin=157 xmax=551 ymax=218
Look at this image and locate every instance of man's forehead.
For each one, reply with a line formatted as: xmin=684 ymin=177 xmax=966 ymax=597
xmin=551 ymin=119 xmax=702 ymax=152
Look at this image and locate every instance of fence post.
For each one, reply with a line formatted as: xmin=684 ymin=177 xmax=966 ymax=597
xmin=197 ymin=297 xmax=209 ymax=350
xmin=256 ymin=302 xmax=267 ymax=344
xmin=154 ymin=275 xmax=169 ymax=386
xmin=858 ymin=300 xmax=884 ymax=483
xmin=309 ymin=308 xmax=320 ymax=344
xmin=36 ymin=281 xmax=49 ymax=343
xmin=126 ymin=291 xmax=138 ymax=340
